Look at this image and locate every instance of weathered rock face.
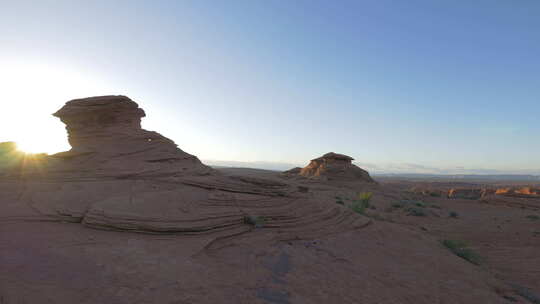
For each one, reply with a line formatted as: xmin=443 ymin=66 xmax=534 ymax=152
xmin=49 ymin=95 xmax=212 ymax=178
xmin=53 ymin=96 xmax=146 ymax=152
xmin=292 ymin=152 xmax=375 ymax=183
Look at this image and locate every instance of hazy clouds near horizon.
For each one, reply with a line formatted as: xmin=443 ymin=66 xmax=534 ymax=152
xmin=0 ymin=1 xmax=539 ymax=173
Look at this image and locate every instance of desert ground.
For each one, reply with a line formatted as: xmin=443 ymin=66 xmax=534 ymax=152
xmin=1 ymin=96 xmax=539 ymax=304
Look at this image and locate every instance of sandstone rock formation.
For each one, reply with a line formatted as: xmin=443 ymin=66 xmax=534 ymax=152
xmin=495 ymin=187 xmax=540 ymax=197
xmin=49 ymin=95 xmax=212 ymax=179
xmin=285 ymin=152 xmax=375 ymax=183
xmin=1 ymin=96 xmax=368 ymax=236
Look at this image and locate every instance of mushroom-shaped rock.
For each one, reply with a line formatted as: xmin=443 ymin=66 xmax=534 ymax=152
xmin=288 ymin=152 xmax=375 ymax=183
xmin=51 ymin=95 xmax=212 ymax=178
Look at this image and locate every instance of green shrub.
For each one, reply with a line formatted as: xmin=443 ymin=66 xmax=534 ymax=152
xmin=244 ymin=215 xmax=266 ymax=228
xmin=358 ymin=192 xmax=373 ymax=205
xmin=406 ymin=207 xmax=426 ymax=216
xmin=350 ymin=200 xmax=367 ymax=214
xmin=399 ymin=199 xmax=425 ymax=206
xmin=392 ymin=202 xmax=404 ymax=208
xmin=350 ymin=192 xmax=373 ymax=215
xmin=442 ymin=240 xmax=481 ymax=265
xmin=526 ymin=215 xmax=540 ymax=221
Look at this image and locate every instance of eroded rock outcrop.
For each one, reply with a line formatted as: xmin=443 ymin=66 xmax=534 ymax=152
xmin=495 ymin=187 xmax=540 ymax=197
xmin=285 ymin=152 xmax=375 ymax=183
xmin=49 ymin=95 xmax=212 ymax=178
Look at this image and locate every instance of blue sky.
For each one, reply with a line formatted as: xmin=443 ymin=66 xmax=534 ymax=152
xmin=1 ymin=0 xmax=539 ymax=173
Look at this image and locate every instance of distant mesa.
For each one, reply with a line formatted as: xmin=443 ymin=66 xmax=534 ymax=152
xmin=284 ymin=152 xmax=375 ymax=183
xmin=412 ymin=186 xmax=540 ymax=200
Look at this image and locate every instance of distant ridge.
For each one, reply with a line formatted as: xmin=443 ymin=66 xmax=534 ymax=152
xmin=374 ymin=173 xmax=540 ymax=182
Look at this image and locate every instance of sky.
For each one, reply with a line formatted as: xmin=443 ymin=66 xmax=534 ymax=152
xmin=0 ymin=0 xmax=539 ymax=174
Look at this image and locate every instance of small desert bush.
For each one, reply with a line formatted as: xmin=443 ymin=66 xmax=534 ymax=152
xmin=442 ymin=239 xmax=481 ymax=265
xmin=406 ymin=207 xmax=426 ymax=216
xmin=526 ymin=215 xmax=540 ymax=221
xmin=244 ymin=215 xmax=266 ymax=228
xmin=349 ymin=192 xmax=373 ymax=215
xmin=449 ymin=211 xmax=459 ymax=218
xmin=350 ymin=200 xmax=367 ymax=214
xmin=358 ymin=192 xmax=373 ymax=205
xmin=399 ymin=199 xmax=425 ymax=206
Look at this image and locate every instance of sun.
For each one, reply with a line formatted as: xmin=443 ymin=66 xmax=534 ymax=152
xmin=0 ymin=58 xmax=114 ymax=155
xmin=16 ymin=142 xmax=48 ymax=155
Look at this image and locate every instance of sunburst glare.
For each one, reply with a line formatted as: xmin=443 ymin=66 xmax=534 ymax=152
xmin=0 ymin=58 xmax=117 ymax=154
